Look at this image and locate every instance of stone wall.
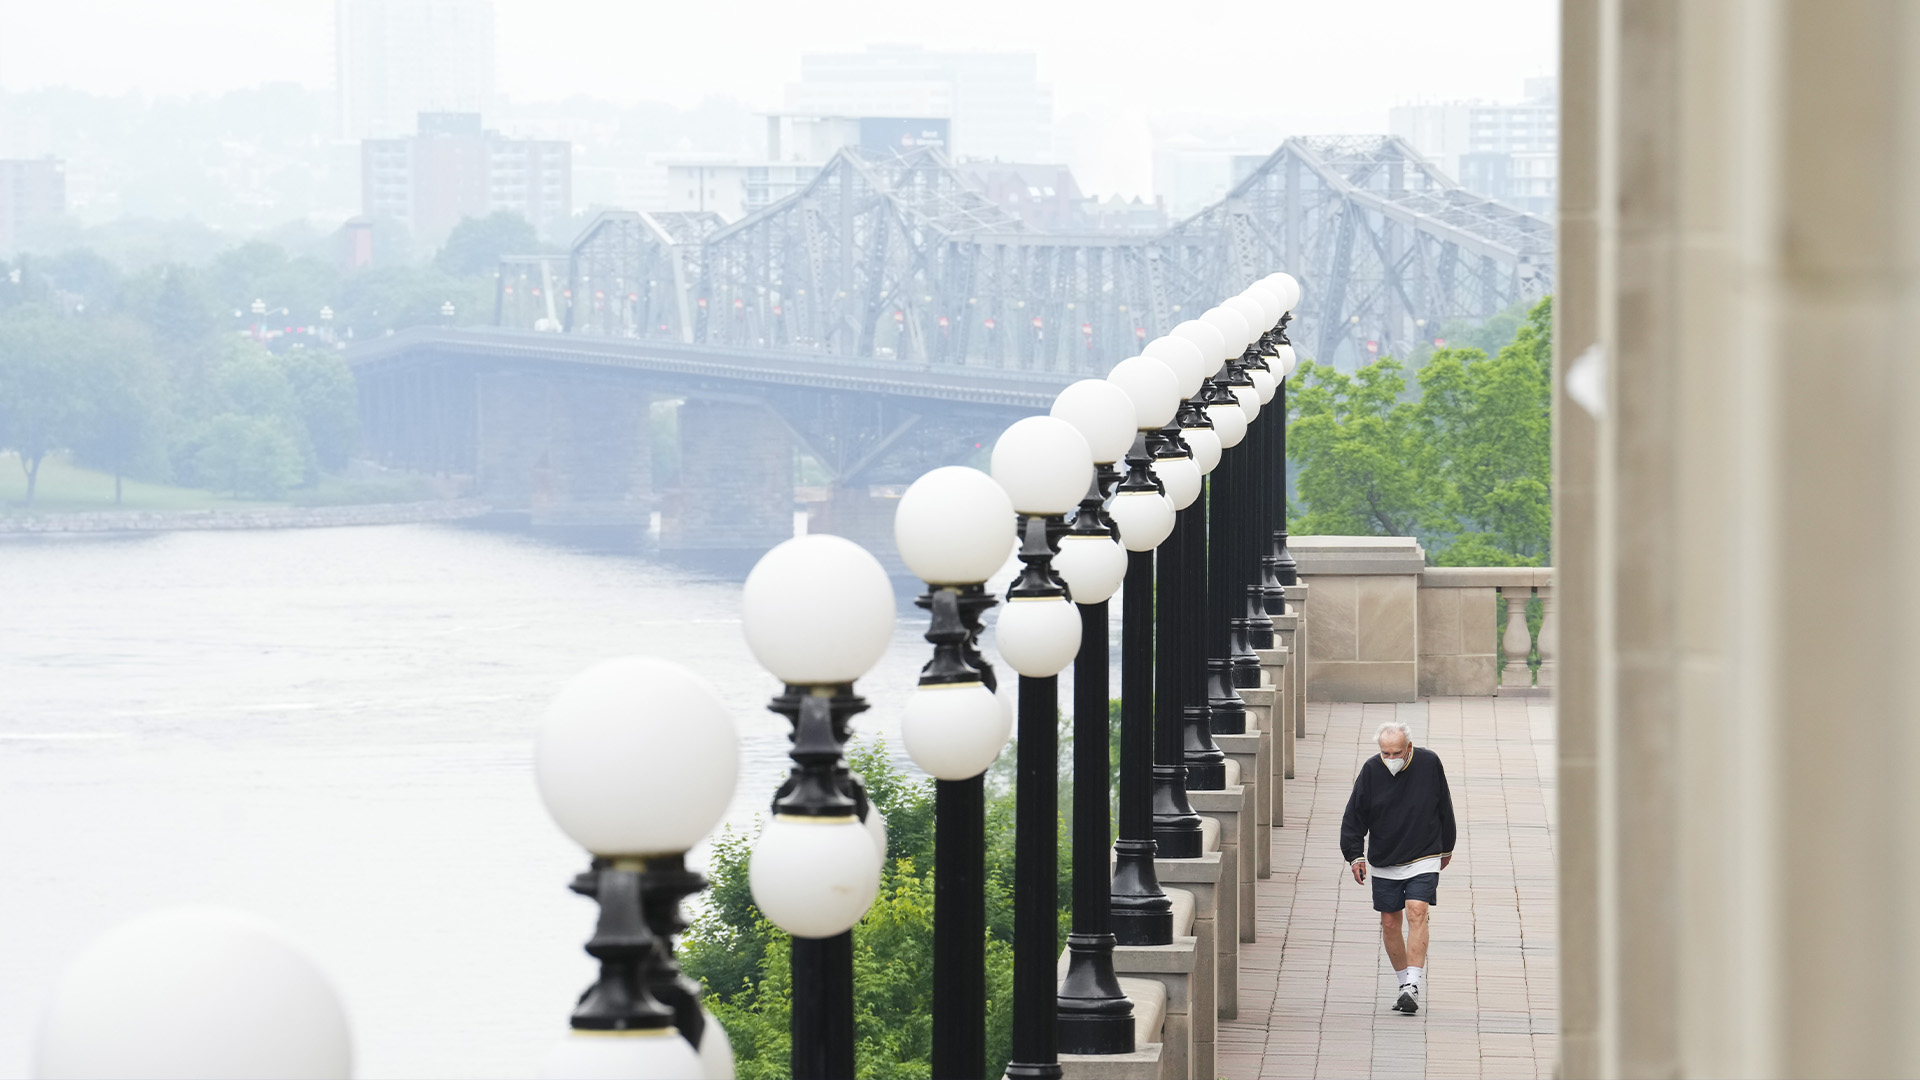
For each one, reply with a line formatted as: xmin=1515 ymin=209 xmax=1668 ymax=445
xmin=1290 ymin=536 xmax=1424 ymax=702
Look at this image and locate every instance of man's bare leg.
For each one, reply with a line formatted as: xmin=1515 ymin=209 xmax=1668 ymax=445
xmin=1380 ymin=910 xmax=1409 ymax=970
xmin=1405 ymin=900 xmax=1430 ymax=968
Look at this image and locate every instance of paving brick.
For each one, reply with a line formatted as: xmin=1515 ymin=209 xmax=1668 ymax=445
xmin=1216 ymin=695 xmax=1559 ymax=1079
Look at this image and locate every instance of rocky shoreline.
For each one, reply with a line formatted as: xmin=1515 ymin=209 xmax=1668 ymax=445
xmin=0 ymin=499 xmax=495 ymax=535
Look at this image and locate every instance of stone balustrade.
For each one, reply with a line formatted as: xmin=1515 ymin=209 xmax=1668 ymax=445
xmin=1289 ymin=536 xmax=1554 ymax=700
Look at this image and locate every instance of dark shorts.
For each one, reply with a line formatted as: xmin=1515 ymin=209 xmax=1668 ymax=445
xmin=1371 ymin=871 xmax=1440 ymax=913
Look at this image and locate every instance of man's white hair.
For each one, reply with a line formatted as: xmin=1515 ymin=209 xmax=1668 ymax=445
xmin=1374 ymin=720 xmax=1413 ymax=749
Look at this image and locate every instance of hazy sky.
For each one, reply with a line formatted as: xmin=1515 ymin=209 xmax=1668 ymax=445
xmin=0 ymin=0 xmax=1555 ymax=194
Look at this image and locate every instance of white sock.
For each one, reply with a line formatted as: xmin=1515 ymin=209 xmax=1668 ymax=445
xmin=1408 ymin=966 xmax=1425 ymax=990
xmin=1395 ymin=967 xmax=1409 ymax=987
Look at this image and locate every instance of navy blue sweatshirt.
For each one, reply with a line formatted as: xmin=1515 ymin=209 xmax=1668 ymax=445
xmin=1339 ymin=746 xmax=1457 ymax=867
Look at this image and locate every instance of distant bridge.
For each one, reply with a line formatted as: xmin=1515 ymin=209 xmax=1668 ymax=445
xmin=494 ymin=135 xmax=1552 ymax=372
xmin=348 ymin=136 xmax=1550 ymax=554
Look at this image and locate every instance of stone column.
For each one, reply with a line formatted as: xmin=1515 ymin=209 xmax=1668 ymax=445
xmin=1559 ymin=3 xmax=1920 ymax=1076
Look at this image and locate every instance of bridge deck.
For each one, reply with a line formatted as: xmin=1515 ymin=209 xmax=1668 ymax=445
xmin=346 ymin=327 xmax=1079 ymax=410
xmin=1225 ymin=696 xmax=1558 ymax=1079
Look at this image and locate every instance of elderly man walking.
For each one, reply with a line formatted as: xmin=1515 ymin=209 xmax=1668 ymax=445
xmin=1340 ymin=719 xmax=1457 ymax=1014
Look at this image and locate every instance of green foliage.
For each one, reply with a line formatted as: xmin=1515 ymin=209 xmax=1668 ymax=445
xmin=0 ymin=304 xmax=92 ymax=503
xmin=279 ymin=349 xmax=361 ymax=471
xmin=436 ymin=211 xmax=540 ymax=278
xmin=193 ymin=413 xmax=304 ymax=498
xmin=683 ymin=738 xmax=1071 ymax=1080
xmin=1288 ymin=296 xmax=1554 ymax=565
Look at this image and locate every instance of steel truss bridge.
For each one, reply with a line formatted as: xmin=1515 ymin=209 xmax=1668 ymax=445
xmin=495 ymin=135 xmax=1553 ymax=373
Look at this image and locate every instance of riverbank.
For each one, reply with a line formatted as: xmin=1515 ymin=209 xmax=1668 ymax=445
xmin=0 ymin=499 xmax=494 ymax=535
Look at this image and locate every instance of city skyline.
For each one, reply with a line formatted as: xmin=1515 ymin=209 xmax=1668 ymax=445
xmin=0 ymin=0 xmax=1556 ymax=197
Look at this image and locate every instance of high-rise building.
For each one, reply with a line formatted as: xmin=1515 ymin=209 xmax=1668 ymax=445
xmin=1389 ymin=77 xmax=1558 ymax=214
xmin=783 ymin=45 xmax=1052 ymax=163
xmin=0 ymin=157 xmax=66 ymax=253
xmin=336 ymin=0 xmax=495 ymax=140
xmin=362 ymin=113 xmax=569 ymax=245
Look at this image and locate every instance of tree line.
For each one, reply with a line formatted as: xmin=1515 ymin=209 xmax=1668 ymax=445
xmin=1288 ymin=296 xmax=1553 ymax=565
xmin=0 ymin=212 xmax=541 ymax=505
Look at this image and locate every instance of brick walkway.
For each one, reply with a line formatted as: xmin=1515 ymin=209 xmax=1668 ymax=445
xmin=1222 ymin=698 xmax=1559 ymax=1079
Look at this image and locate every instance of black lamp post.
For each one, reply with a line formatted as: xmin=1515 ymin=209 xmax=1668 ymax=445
xmin=1147 ymin=424 xmax=1206 ymax=859
xmin=740 ymin=536 xmax=900 ymax=1080
xmin=895 ymin=465 xmax=1021 ymax=1080
xmin=1055 ymin=462 xmax=1134 ymax=1054
xmin=1200 ymin=375 xmax=1251 ymax=741
xmin=1173 ymin=401 xmax=1230 ymax=793
xmin=1106 ymin=432 xmax=1177 ymax=947
xmin=1272 ymin=312 xmax=1299 ymax=590
xmin=534 ymin=656 xmax=743 ymax=1076
xmin=988 ymin=415 xmax=1097 ymax=1080
xmin=1044 ymin=377 xmax=1144 ymax=1056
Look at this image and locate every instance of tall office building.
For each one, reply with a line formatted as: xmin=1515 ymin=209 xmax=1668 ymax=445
xmin=0 ymin=157 xmax=66 ymax=253
xmin=336 ymin=0 xmax=496 ymax=140
xmin=1389 ymin=77 xmax=1557 ymax=214
xmin=783 ymin=45 xmax=1052 ymax=163
xmin=363 ymin=113 xmax=569 ymax=244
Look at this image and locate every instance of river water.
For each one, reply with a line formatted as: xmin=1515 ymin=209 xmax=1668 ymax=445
xmin=0 ymin=522 xmax=1123 ymax=1078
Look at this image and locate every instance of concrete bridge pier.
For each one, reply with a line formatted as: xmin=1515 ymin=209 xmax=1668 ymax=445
xmin=475 ymin=370 xmax=652 ymax=529
xmin=805 ymin=485 xmax=907 ymax=575
xmin=658 ymin=399 xmax=796 ymax=556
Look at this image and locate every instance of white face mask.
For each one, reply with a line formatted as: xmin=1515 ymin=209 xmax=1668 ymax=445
xmin=1382 ymin=751 xmax=1409 ymax=775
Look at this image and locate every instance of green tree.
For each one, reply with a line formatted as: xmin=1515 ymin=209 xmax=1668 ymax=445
xmin=1417 ymin=298 xmax=1553 ymax=564
xmin=279 ymin=349 xmax=360 ymax=470
xmin=1286 ymin=355 xmax=1428 ymax=537
xmin=1286 ymin=295 xmax=1555 ymax=565
xmin=0 ymin=304 xmax=91 ymax=505
xmin=70 ymin=317 xmax=171 ymax=502
xmin=193 ymin=413 xmax=303 ymax=498
xmin=436 ymin=211 xmax=539 ymax=278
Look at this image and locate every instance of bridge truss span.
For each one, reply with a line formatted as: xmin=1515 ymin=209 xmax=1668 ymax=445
xmin=496 ymin=135 xmax=1553 ymax=373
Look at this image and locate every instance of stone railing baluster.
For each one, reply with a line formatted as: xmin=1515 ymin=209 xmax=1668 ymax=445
xmin=1534 ymin=584 xmax=1556 ymax=690
xmin=1499 ymin=585 xmax=1533 ymax=690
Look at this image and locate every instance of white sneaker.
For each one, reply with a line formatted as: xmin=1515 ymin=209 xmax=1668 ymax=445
xmin=1393 ymin=983 xmax=1420 ymax=1014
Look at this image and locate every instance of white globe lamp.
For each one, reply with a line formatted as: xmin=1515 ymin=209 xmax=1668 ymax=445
xmin=536 ymin=657 xmax=738 ymax=858
xmin=1202 ymin=306 xmax=1253 ymax=356
xmin=1049 ymin=380 xmax=1137 ymax=465
xmin=1208 ymin=400 xmax=1249 ymax=448
xmin=900 ymin=680 xmax=1010 ymax=780
xmin=1141 ymin=336 xmax=1206 ymax=399
xmin=1104 ymin=356 xmax=1180 ymax=431
xmin=894 ymin=466 xmax=1015 ymax=586
xmin=1170 ymin=319 xmax=1230 ymax=376
xmin=35 ymin=908 xmax=353 ymax=1080
xmin=1155 ymin=453 xmax=1201 ymax=511
xmin=1052 ymin=530 xmax=1127 ymax=603
xmin=1185 ymin=424 xmax=1223 ymax=474
xmin=1108 ymin=488 xmax=1175 ymax=551
xmin=742 ymin=535 xmax=896 ymax=686
xmin=538 ymin=1030 xmax=704 ymax=1080
xmin=989 ymin=416 xmax=1093 ymax=517
xmin=993 ymin=596 xmax=1083 ymax=677
xmin=750 ymin=814 xmax=882 ymax=938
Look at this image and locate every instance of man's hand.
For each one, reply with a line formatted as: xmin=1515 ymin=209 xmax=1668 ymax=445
xmin=1440 ymin=855 xmax=1452 ymax=871
xmin=1351 ymin=859 xmax=1367 ymax=884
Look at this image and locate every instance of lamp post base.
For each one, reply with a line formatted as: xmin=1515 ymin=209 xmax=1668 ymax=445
xmin=1206 ymin=659 xmax=1248 ymax=735
xmin=1150 ymin=764 xmax=1206 ymax=859
xmin=1056 ymin=932 xmax=1135 ymax=1055
xmin=1110 ymin=838 xmax=1173 ymax=946
xmin=1182 ymin=704 xmax=1227 ymax=790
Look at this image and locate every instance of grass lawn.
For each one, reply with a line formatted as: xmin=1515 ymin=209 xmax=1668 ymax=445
xmin=0 ymin=453 xmax=282 ymax=514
